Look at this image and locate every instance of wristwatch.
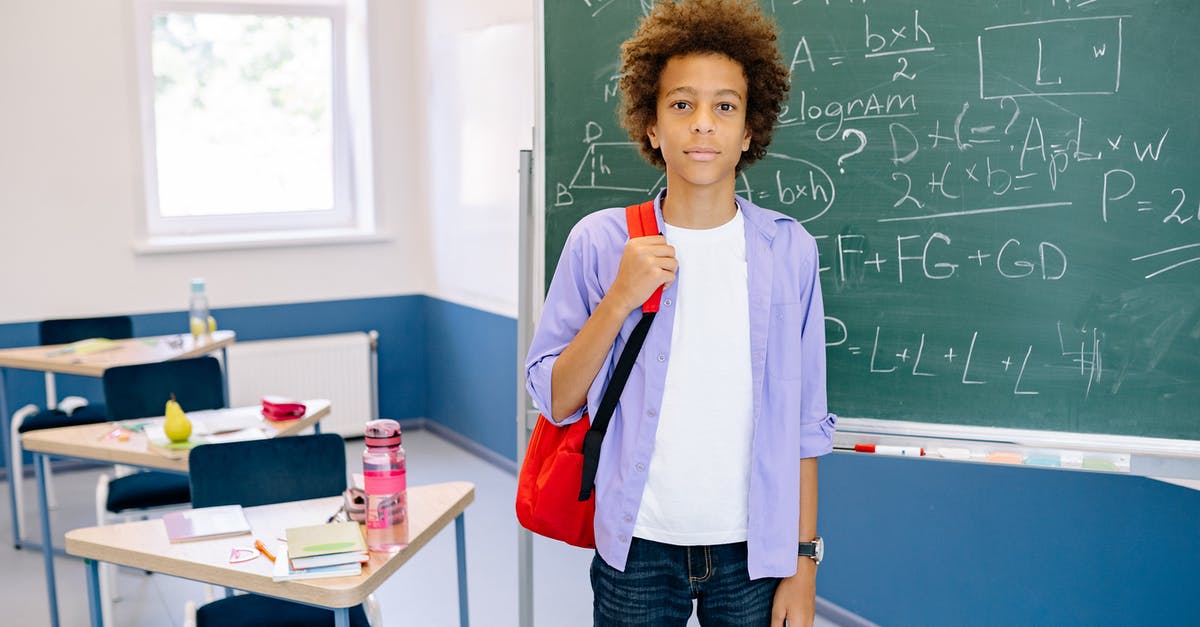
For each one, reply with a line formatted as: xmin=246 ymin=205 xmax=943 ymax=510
xmin=798 ymin=536 xmax=824 ymax=565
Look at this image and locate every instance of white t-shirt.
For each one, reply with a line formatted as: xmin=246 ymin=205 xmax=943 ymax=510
xmin=632 ymin=208 xmax=754 ymax=545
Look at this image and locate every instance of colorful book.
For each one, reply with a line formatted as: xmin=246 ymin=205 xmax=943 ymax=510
xmin=290 ymin=550 xmax=370 ymax=570
xmin=285 ymin=521 xmax=367 ymax=560
xmin=272 ymin=543 xmax=362 ymax=581
xmin=162 ymin=505 xmax=251 ymax=543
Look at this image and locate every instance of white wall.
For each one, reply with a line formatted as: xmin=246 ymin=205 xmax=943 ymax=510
xmin=422 ymin=0 xmax=533 ymax=318
xmin=0 ymin=0 xmax=532 ymax=325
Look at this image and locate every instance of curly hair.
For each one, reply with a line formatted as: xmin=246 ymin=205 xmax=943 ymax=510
xmin=618 ymin=0 xmax=789 ymax=172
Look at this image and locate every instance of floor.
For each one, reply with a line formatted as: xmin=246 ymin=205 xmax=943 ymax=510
xmin=0 ymin=429 xmax=842 ymax=626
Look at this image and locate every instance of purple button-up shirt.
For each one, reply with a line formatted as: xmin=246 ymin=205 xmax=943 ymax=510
xmin=525 ymin=192 xmax=836 ymax=579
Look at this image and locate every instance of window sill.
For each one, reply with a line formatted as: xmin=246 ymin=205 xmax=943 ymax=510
xmin=134 ymin=227 xmax=390 ymax=255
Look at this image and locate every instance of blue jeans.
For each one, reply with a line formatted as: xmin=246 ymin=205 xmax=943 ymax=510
xmin=591 ymin=537 xmax=780 ymax=626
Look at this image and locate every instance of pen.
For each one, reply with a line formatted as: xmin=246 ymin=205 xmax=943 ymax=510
xmin=854 ymin=443 xmax=925 ymax=457
xmin=254 ymin=539 xmax=276 ymax=562
xmin=327 ymin=504 xmax=345 ymax=523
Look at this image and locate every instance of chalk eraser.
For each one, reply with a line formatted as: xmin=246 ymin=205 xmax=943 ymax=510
xmin=936 ymin=447 xmax=971 ymax=460
xmin=1060 ymin=452 xmax=1084 ymax=469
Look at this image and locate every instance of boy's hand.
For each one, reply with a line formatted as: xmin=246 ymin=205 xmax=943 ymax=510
xmin=771 ymin=558 xmax=816 ymax=627
xmin=607 ymin=235 xmax=677 ymax=312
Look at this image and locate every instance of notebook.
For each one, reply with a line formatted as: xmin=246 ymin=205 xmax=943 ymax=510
xmin=290 ymin=550 xmax=370 ymax=570
xmin=285 ymin=521 xmax=367 ymax=560
xmin=162 ymin=505 xmax=251 ymax=543
xmin=273 ymin=543 xmax=362 ymax=581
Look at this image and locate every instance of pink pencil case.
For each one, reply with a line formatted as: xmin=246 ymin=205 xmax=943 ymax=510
xmin=261 ymin=396 xmax=306 ymax=421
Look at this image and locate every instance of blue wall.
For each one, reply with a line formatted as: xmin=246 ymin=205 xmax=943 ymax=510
xmin=818 ymin=453 xmax=1200 ymax=625
xmin=4 ymin=297 xmax=1198 ymax=623
xmin=1 ymin=296 xmax=431 ymax=435
xmin=424 ymin=298 xmax=518 ymax=461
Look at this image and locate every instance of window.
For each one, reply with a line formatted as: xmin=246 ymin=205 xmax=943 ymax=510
xmin=134 ymin=0 xmax=375 ymax=249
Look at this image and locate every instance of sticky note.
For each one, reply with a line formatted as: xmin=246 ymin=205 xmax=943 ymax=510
xmin=1082 ymin=457 xmax=1118 ymax=471
xmin=984 ymin=451 xmax=1024 ymax=464
xmin=1023 ymin=455 xmax=1060 ymax=468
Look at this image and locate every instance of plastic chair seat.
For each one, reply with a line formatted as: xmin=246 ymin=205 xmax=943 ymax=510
xmin=17 ymin=405 xmax=110 ymax=433
xmin=196 ymin=593 xmax=370 ymax=627
xmin=105 ymin=472 xmax=191 ymax=513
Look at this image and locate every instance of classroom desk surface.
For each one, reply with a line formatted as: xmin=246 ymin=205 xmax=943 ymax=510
xmin=0 ymin=330 xmax=235 ymax=377
xmin=25 ymin=400 xmax=332 ymax=627
xmin=21 ymin=399 xmax=331 ymax=473
xmin=66 ymin=482 xmax=475 ymax=623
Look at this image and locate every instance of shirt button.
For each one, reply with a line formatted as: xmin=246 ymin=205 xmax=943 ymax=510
xmin=619 ymin=535 xmax=629 ymax=543
xmin=623 ymin=514 xmax=632 ymax=523
xmin=663 ymin=298 xmax=672 ymax=307
xmin=635 ymin=463 xmax=645 ymax=472
xmin=647 ymin=409 xmax=656 ymax=417
xmin=657 ymin=354 xmax=666 ymax=362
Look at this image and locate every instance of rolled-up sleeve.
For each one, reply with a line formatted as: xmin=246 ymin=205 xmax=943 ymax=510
xmin=797 ymin=234 xmax=837 ymax=458
xmin=525 ymin=223 xmax=604 ymax=426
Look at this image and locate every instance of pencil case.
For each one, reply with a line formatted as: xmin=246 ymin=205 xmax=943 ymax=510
xmin=261 ymin=396 xmax=306 ymax=421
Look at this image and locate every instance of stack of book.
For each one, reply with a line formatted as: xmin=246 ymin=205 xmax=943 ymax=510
xmin=273 ymin=521 xmax=369 ymax=582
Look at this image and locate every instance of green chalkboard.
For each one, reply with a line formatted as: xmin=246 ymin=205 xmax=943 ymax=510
xmin=543 ymin=1 xmax=1200 ymax=441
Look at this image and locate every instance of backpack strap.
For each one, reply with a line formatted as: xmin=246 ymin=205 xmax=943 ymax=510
xmin=578 ymin=200 xmax=663 ymax=501
xmin=625 ymin=200 xmax=663 ymax=313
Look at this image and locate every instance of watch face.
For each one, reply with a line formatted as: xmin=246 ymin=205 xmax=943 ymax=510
xmin=799 ymin=537 xmax=824 ymax=564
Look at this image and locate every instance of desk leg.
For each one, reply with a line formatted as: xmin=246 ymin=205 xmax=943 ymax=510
xmin=220 ymin=346 xmax=230 ymax=408
xmin=455 ymin=513 xmax=469 ymax=627
xmin=85 ymin=558 xmax=103 ymax=627
xmin=334 ymin=607 xmax=349 ymax=627
xmin=34 ymin=452 xmax=60 ymax=627
xmin=1 ymin=367 xmax=18 ymax=549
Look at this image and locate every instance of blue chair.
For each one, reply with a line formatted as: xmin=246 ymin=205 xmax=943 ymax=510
xmin=96 ymin=356 xmax=226 ymax=623
xmin=9 ymin=315 xmax=133 ymax=543
xmin=183 ymin=434 xmax=380 ymax=627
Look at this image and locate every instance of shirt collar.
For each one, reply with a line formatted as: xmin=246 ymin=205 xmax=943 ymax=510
xmin=653 ymin=189 xmax=791 ymax=242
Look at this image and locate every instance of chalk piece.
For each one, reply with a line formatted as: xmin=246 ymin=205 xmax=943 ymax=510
xmin=984 ymin=451 xmax=1024 ymax=464
xmin=936 ymin=447 xmax=971 ymax=460
xmin=1023 ymin=455 xmax=1060 ymax=468
xmin=1082 ymin=457 xmax=1118 ymax=471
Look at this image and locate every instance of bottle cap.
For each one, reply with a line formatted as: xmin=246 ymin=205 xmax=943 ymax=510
xmin=191 ymin=277 xmax=206 ymax=293
xmin=364 ymin=419 xmax=401 ymax=447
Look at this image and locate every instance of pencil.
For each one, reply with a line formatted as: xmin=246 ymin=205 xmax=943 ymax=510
xmin=254 ymin=539 xmax=276 ymax=562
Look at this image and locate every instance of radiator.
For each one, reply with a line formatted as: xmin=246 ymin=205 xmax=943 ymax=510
xmin=225 ymin=331 xmax=378 ymax=438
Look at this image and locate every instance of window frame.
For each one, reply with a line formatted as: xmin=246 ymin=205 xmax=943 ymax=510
xmin=132 ymin=0 xmax=376 ymax=249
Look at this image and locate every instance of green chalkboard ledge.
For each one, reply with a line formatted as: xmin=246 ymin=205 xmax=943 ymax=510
xmin=831 ymin=418 xmax=1200 ymax=488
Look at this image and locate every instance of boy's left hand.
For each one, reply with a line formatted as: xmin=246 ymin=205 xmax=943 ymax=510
xmin=770 ymin=558 xmax=817 ymax=627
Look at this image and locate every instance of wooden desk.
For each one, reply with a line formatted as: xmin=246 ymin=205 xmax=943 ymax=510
xmin=0 ymin=330 xmax=238 ymax=552
xmin=66 ymin=482 xmax=475 ymax=627
xmin=22 ymin=399 xmax=330 ymax=473
xmin=0 ymin=330 xmax=236 ymax=377
xmin=23 ymin=400 xmax=328 ymax=627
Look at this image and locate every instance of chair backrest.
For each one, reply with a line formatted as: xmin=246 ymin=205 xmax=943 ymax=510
xmin=188 ymin=434 xmax=348 ymax=509
xmin=102 ymin=356 xmax=225 ymax=421
xmin=40 ymin=316 xmax=133 ymax=346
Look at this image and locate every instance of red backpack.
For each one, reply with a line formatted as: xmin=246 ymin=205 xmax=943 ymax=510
xmin=515 ymin=201 xmax=662 ymax=548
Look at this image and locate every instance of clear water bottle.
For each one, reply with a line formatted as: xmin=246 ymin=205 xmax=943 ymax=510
xmin=188 ymin=278 xmax=212 ymax=342
xmin=363 ymin=419 xmax=408 ymax=551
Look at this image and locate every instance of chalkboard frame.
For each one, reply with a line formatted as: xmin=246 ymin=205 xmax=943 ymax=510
xmin=527 ymin=0 xmax=1200 ymax=480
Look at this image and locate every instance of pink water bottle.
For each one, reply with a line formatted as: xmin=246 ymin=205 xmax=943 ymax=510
xmin=363 ymin=419 xmax=408 ymax=551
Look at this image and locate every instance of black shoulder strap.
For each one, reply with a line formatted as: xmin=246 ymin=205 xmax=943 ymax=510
xmin=579 ymin=201 xmax=660 ymax=501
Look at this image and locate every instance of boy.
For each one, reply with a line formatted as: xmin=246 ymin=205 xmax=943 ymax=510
xmin=526 ymin=1 xmax=835 ymax=624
